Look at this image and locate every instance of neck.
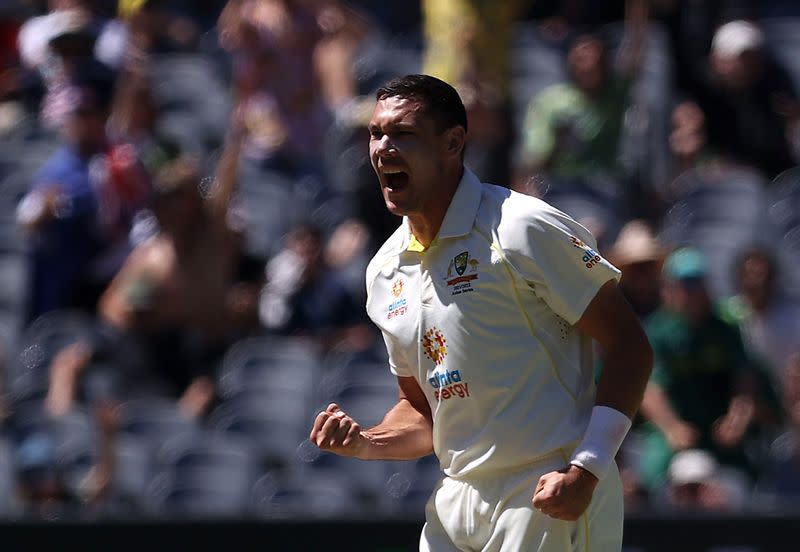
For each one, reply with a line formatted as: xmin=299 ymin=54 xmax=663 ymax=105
xmin=408 ymin=165 xmax=464 ymax=248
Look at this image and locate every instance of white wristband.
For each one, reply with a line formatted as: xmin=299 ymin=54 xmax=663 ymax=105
xmin=569 ymin=405 xmax=632 ymax=480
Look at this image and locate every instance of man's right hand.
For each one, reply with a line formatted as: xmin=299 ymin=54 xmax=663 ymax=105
xmin=309 ymin=403 xmax=369 ymax=458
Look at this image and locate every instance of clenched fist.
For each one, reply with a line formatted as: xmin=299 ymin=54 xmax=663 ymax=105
xmin=309 ymin=403 xmax=369 ymax=458
xmin=532 ymin=464 xmax=598 ymax=521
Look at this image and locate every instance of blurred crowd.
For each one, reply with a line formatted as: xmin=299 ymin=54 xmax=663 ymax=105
xmin=1 ymin=0 xmax=800 ymax=521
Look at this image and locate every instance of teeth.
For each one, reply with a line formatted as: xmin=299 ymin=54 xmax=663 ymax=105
xmin=383 ymin=168 xmax=406 ymax=175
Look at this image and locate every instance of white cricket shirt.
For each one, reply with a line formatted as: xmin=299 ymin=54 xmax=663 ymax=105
xmin=365 ymin=169 xmax=621 ymax=478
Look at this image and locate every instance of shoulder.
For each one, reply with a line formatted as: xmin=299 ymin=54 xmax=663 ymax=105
xmin=524 ymin=84 xmax=581 ymax=122
xmin=482 ymin=186 xmax=596 ymax=251
xmin=531 ymin=83 xmax=578 ymax=105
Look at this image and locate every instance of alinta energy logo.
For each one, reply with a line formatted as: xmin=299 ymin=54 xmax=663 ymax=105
xmin=569 ymin=235 xmax=604 ymax=269
xmin=387 ymin=278 xmax=408 ymax=319
xmin=422 ymin=327 xmax=448 ymax=365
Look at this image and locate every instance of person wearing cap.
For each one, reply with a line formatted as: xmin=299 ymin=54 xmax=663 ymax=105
xmin=17 ymin=3 xmax=119 ymax=131
xmin=607 ymin=219 xmax=665 ymax=319
xmin=689 ymin=19 xmax=800 ymax=178
xmin=661 ymin=448 xmax=751 ymax=512
xmin=637 ymin=247 xmax=767 ymax=495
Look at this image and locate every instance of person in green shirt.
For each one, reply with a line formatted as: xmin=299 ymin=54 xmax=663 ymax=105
xmin=638 ymin=247 xmax=772 ymax=494
xmin=518 ymin=0 xmax=648 ymax=183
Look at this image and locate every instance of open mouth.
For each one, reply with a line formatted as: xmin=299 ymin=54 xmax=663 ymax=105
xmin=383 ymin=168 xmax=409 ymax=192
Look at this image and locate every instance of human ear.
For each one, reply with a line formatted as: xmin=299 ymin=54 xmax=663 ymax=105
xmin=445 ymin=126 xmax=466 ymax=157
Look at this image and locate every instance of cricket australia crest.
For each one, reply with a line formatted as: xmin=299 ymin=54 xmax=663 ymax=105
xmin=446 ymin=251 xmax=479 ymax=295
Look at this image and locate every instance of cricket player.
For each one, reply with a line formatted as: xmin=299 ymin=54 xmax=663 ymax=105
xmin=310 ymin=74 xmax=653 ymax=551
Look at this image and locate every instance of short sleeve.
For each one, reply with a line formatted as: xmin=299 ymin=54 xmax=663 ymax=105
xmin=505 ymin=204 xmax=621 ymax=325
xmin=380 ymin=330 xmax=414 ymax=378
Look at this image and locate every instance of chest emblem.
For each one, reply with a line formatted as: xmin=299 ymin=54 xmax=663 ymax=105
xmin=391 ymin=278 xmax=404 ymax=297
xmin=422 ymin=327 xmax=448 ymax=365
xmin=445 ymin=251 xmax=479 ymax=294
xmin=387 ymin=278 xmax=408 ymax=319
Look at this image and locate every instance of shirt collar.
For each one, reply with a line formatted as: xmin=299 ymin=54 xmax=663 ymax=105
xmin=438 ymin=168 xmax=483 ymax=239
xmin=402 ymin=168 xmax=483 ymax=252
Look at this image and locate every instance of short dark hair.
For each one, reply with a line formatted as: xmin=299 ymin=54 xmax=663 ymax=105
xmin=376 ymin=74 xmax=467 ymax=134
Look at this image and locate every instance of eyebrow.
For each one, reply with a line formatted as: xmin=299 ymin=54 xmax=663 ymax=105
xmin=369 ymin=121 xmax=416 ymax=133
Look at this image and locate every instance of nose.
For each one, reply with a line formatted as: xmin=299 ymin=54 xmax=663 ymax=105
xmin=375 ymin=135 xmax=397 ymax=158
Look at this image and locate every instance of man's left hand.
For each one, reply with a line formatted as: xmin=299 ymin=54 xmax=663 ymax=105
xmin=532 ymin=464 xmax=598 ymax=521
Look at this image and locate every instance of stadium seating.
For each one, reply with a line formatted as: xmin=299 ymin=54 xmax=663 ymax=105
xmin=6 ymin=402 xmax=100 ymax=500
xmin=115 ymin=397 xmax=199 ymax=449
xmin=143 ymin=430 xmax=258 ymax=519
xmin=659 ymin=165 xmax=770 ymax=299
xmin=295 ymin=447 xmax=402 ymax=514
xmin=149 ymin=53 xmax=231 ymax=158
xmin=250 ymin=469 xmax=363 ymax=520
xmin=216 ymin=335 xmax=320 ymax=404
xmin=208 ymin=393 xmax=311 ymax=471
xmin=767 ymin=166 xmax=800 ymax=299
xmin=6 ymin=310 xmax=96 ymax=404
xmin=0 ymin=436 xmax=20 ymax=518
xmin=760 ymin=17 xmax=800 ymax=93
xmin=111 ymin=434 xmax=153 ymax=509
xmin=319 ymin=345 xmax=395 ymax=402
xmin=234 ymin=164 xmax=303 ymax=260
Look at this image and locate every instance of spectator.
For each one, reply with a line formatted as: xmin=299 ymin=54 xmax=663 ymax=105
xmin=601 ymin=219 xmax=666 ymax=510
xmin=312 ymin=0 xmax=371 ymax=111
xmin=43 ymin=122 xmax=257 ymax=419
xmin=755 ymin=353 xmax=800 ymax=508
xmin=18 ymin=1 xmax=132 ymax=71
xmin=659 ymin=448 xmax=751 ymax=512
xmin=719 ymin=246 xmax=800 ymax=391
xmin=106 ymin=66 xmax=178 ymax=177
xmin=17 ymin=4 xmax=117 ymax=131
xmin=607 ymin=219 xmax=665 ymax=319
xmin=692 ymin=20 xmax=800 ymax=178
xmin=218 ymin=0 xmax=330 ymax=179
xmin=668 ymin=100 xmax=713 ymax=178
xmin=517 ymin=0 xmax=649 ymax=188
xmin=665 ymin=95 xmax=770 ymax=189
xmin=16 ymin=73 xmax=150 ymax=322
xmin=637 ymin=247 xmax=773 ymax=494
xmin=647 ymin=1 xmax=757 ymax=105
xmin=258 ymin=222 xmax=372 ymax=352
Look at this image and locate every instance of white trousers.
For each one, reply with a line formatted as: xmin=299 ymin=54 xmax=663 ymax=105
xmin=419 ymin=453 xmax=624 ymax=552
